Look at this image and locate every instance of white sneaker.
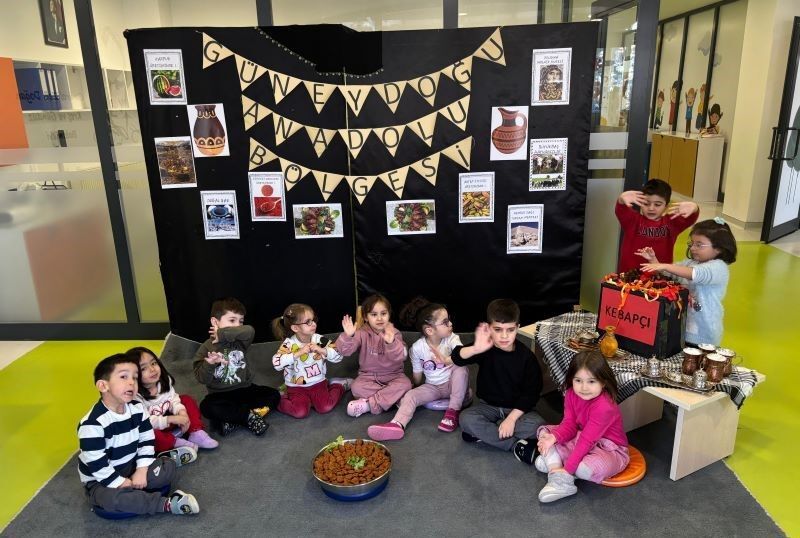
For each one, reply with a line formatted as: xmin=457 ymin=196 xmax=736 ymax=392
xmin=158 ymin=446 xmax=197 ymax=467
xmin=167 ymin=489 xmax=200 ymax=515
xmin=330 ymin=377 xmax=354 ymax=392
xmin=538 ymin=472 xmax=578 ymax=503
xmin=534 ymin=455 xmax=548 ymax=474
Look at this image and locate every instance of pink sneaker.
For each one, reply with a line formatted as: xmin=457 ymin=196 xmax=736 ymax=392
xmin=368 ymin=422 xmax=405 ymax=441
xmin=187 ymin=429 xmax=219 ymax=449
xmin=173 ymin=437 xmax=198 ymax=450
xmin=438 ymin=408 xmax=459 ymax=433
xmin=347 ymin=398 xmax=370 ymax=417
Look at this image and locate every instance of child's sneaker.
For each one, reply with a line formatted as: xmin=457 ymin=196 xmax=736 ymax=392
xmin=158 ymin=446 xmax=197 ymax=467
xmin=513 ymin=438 xmax=537 ymax=465
xmin=330 ymin=377 xmax=354 ymax=392
xmin=438 ymin=408 xmax=459 ymax=433
xmin=368 ymin=421 xmax=405 ymax=441
xmin=347 ymin=398 xmax=370 ymax=417
xmin=165 ymin=489 xmax=200 ymax=515
xmin=173 ymin=437 xmax=198 ymax=451
xmin=247 ymin=412 xmax=269 ymax=436
xmin=187 ymin=429 xmax=219 ymax=449
xmin=461 ymin=431 xmax=481 ymax=443
xmin=251 ymin=406 xmax=271 ymax=418
xmin=534 ymin=455 xmax=548 ymax=473
xmin=538 ymin=471 xmax=578 ymax=503
xmin=220 ymin=422 xmax=239 ymax=437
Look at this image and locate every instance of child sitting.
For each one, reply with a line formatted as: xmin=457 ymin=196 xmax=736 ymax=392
xmin=130 ymin=346 xmax=218 ymax=452
xmin=77 ymin=354 xmax=199 ymax=515
xmin=336 ymin=294 xmax=411 ymax=417
xmin=368 ymin=300 xmax=469 ymax=440
xmin=534 ymin=351 xmax=629 ymax=503
xmin=271 ymin=303 xmax=351 ymax=418
xmin=193 ymin=297 xmax=280 ymax=436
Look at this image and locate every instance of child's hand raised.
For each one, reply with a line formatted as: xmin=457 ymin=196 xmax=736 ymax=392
xmin=473 ymin=322 xmax=493 ymax=353
xmin=634 ymin=247 xmax=657 ymax=263
xmin=667 ymin=201 xmax=698 ymax=219
xmin=619 ymin=190 xmax=648 ymax=208
xmin=382 ymin=322 xmax=397 ymax=344
xmin=205 ymin=351 xmax=226 ymax=365
xmin=341 ymin=314 xmax=356 ymax=337
xmin=640 ymin=262 xmax=666 ymax=273
xmin=209 ymin=322 xmax=219 ymax=344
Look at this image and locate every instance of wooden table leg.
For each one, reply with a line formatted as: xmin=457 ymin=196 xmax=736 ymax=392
xmin=619 ymin=390 xmax=664 ymax=432
xmin=670 ymin=396 xmax=739 ymax=480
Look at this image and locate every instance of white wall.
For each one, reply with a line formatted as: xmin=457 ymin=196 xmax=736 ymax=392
xmin=0 ymin=0 xmax=83 ymax=64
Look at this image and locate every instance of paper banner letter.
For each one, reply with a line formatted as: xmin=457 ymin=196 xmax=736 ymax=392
xmin=373 ymin=125 xmax=406 ymax=157
xmin=411 ymin=153 xmax=440 ymax=186
xmin=474 ymin=28 xmax=506 ymax=66
xmin=346 ymin=175 xmax=377 ymax=204
xmin=268 ymin=69 xmax=302 ymax=105
xmin=440 ymin=95 xmax=470 ymax=131
xmin=279 ymin=158 xmax=310 ymax=191
xmin=441 ymin=136 xmax=473 ymax=170
xmin=340 ymin=84 xmax=372 ymax=116
xmin=441 ymin=56 xmax=473 ymax=91
xmin=305 ymin=126 xmax=338 ymax=158
xmin=312 ymin=170 xmax=344 ymax=201
xmin=249 ymin=138 xmax=277 ymax=170
xmin=303 ymin=81 xmax=337 ymax=113
xmin=338 ymin=128 xmax=372 ymax=159
xmin=375 ymin=82 xmax=406 ymax=113
xmin=379 ymin=166 xmax=410 ymax=198
xmin=235 ymin=55 xmax=267 ymax=90
xmin=242 ymin=95 xmax=271 ymax=131
xmin=202 ymin=33 xmax=233 ymax=69
xmin=273 ymin=113 xmax=303 ymax=146
xmin=407 ymin=111 xmax=438 ymax=147
xmin=409 ymin=72 xmax=441 ymax=107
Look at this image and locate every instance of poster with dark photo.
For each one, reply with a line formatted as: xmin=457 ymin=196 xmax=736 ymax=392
xmin=155 ymin=136 xmax=196 ymax=189
xmin=39 ymin=0 xmax=68 ymax=48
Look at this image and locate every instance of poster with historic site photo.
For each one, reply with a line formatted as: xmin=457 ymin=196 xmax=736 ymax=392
xmin=531 ymin=48 xmax=571 ymax=106
xmin=155 ymin=136 xmax=196 ymax=189
xmin=507 ymin=204 xmax=543 ymax=254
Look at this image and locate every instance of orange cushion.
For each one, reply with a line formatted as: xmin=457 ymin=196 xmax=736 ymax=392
xmin=601 ymin=446 xmax=646 ymax=487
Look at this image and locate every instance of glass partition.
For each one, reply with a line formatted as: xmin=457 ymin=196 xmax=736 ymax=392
xmin=273 ymin=0 xmax=442 ymax=31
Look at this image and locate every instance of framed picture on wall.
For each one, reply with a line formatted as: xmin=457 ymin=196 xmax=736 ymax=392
xmin=39 ymin=0 xmax=68 ymax=48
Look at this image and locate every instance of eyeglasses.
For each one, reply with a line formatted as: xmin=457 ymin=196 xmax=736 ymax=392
xmin=432 ymin=318 xmax=452 ymax=327
xmin=296 ymin=317 xmax=318 ymax=326
xmin=686 ymin=241 xmax=712 ymax=249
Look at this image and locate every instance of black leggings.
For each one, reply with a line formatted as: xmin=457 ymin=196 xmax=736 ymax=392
xmin=199 ymin=384 xmax=280 ymax=425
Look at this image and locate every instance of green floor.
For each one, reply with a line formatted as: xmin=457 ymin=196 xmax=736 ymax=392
xmin=0 ymin=241 xmax=797 ymax=534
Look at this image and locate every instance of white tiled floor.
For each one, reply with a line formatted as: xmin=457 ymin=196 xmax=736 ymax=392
xmin=0 ymin=341 xmax=42 ymax=370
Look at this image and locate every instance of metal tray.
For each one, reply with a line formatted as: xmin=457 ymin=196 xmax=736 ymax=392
xmin=639 ymin=368 xmax=718 ymax=394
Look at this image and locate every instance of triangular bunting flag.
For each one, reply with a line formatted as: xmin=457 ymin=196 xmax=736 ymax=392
xmin=379 ymin=166 xmax=410 ymax=199
xmin=373 ymin=125 xmax=406 ymax=157
xmin=441 ymin=56 xmax=473 ymax=91
xmin=439 ymin=95 xmax=470 ymax=131
xmin=339 ymin=84 xmax=372 ymax=116
xmin=279 ymin=158 xmax=310 ymax=191
xmin=248 ymin=138 xmax=277 ymax=170
xmin=408 ymin=72 xmax=441 ymax=107
xmin=407 ymin=111 xmax=438 ymax=147
xmin=410 ymin=153 xmax=440 ymax=186
xmin=234 ymin=54 xmax=267 ymax=90
xmin=312 ymin=170 xmax=345 ymax=201
xmin=474 ymin=28 xmax=506 ymax=66
xmin=346 ymin=175 xmax=378 ymax=204
xmin=303 ymin=81 xmax=338 ymax=113
xmin=267 ymin=69 xmax=302 ymax=104
xmin=272 ymin=113 xmax=303 ymax=146
xmin=305 ymin=126 xmax=338 ymax=158
xmin=374 ymin=81 xmax=407 ymax=113
xmin=202 ymin=33 xmax=234 ymax=69
xmin=338 ymin=128 xmax=372 ymax=159
xmin=242 ymin=95 xmax=271 ymax=131
xmin=441 ymin=136 xmax=473 ymax=170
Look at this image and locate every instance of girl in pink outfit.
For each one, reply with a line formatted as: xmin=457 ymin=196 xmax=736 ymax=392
xmin=336 ymin=294 xmax=411 ymax=417
xmin=535 ymin=351 xmax=629 ymax=503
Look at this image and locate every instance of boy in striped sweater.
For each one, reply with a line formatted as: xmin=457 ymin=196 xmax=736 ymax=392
xmin=77 ymin=353 xmax=200 ymax=515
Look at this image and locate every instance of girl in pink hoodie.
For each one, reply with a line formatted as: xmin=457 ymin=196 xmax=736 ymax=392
xmin=336 ymin=294 xmax=411 ymax=417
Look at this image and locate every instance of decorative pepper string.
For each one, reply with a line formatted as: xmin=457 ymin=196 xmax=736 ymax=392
xmin=603 ymin=270 xmax=686 ymax=318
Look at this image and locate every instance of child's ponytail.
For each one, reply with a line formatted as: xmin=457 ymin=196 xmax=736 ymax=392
xmin=399 ymin=296 xmax=445 ymax=332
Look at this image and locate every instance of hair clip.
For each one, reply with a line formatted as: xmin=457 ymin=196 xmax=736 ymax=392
xmin=713 ymin=216 xmax=726 ymax=225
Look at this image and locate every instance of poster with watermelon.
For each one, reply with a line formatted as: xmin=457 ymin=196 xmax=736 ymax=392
xmin=248 ymin=171 xmax=286 ymax=221
xmin=144 ymin=49 xmax=186 ymax=105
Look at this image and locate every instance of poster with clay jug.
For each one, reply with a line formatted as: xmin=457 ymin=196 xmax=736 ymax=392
xmin=187 ymin=103 xmax=230 ymax=157
xmin=490 ymin=106 xmax=528 ymax=161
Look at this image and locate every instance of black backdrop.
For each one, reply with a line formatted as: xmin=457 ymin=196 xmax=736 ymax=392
xmin=126 ymin=23 xmax=598 ymax=342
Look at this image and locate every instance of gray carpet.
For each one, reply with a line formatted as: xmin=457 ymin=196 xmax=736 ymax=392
xmin=3 ymin=334 xmax=783 ymax=537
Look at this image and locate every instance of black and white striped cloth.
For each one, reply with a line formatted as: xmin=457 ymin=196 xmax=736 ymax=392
xmin=535 ymin=312 xmax=758 ymax=409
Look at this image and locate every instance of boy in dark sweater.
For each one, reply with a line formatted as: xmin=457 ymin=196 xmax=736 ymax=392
xmin=193 ymin=298 xmax=280 ymax=437
xmin=452 ymin=299 xmax=544 ymax=458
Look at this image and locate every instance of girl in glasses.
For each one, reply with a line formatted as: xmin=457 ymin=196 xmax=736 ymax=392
xmin=271 ymin=303 xmax=350 ymax=418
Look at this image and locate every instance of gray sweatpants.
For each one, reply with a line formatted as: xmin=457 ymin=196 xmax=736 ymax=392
xmin=460 ymin=400 xmax=545 ymax=451
xmin=86 ymin=457 xmax=176 ymax=514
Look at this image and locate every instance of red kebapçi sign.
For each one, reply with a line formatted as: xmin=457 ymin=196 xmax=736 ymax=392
xmin=597 ymin=286 xmax=660 ymax=345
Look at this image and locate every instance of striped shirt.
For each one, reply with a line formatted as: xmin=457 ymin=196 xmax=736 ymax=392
xmin=77 ymin=399 xmax=156 ymax=487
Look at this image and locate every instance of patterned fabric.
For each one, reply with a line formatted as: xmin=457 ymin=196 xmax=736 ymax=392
xmin=534 ymin=312 xmax=758 ymax=409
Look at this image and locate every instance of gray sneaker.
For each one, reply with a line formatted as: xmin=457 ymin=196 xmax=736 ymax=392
xmin=534 ymin=455 xmax=548 ymax=474
xmin=538 ymin=471 xmax=578 ymax=503
xmin=167 ymin=489 xmax=200 ymax=515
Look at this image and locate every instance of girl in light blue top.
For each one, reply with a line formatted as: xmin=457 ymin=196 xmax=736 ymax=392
xmin=638 ymin=218 xmax=737 ymax=346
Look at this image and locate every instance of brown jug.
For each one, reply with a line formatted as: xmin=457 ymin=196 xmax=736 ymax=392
xmin=491 ymin=108 xmax=527 ymax=154
xmin=599 ymin=326 xmax=618 ymax=359
xmin=193 ymin=104 xmax=226 ymax=156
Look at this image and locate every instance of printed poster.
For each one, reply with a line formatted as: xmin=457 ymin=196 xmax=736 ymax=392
xmin=293 ymin=204 xmax=344 ymax=239
xmin=144 ymin=49 xmax=186 ymax=105
xmin=507 ymin=204 xmax=543 ymax=254
xmin=459 ymin=172 xmax=495 ymax=223
xmin=529 ymin=138 xmax=567 ymax=191
xmin=154 ymin=136 xmax=196 ymax=189
xmin=489 ymin=106 xmax=528 ymax=161
xmin=531 ymin=48 xmax=571 ymax=106
xmin=386 ymin=200 xmax=436 ymax=235
xmin=248 ymin=172 xmax=286 ymax=221
xmin=201 ymin=190 xmax=239 ymax=240
xmin=187 ymin=103 xmax=230 ymax=158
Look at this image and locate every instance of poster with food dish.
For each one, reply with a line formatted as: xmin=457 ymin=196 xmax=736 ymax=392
xmin=507 ymin=204 xmax=543 ymax=254
xmin=293 ymin=204 xmax=344 ymax=239
xmin=531 ymin=48 xmax=571 ymax=106
xmin=459 ymin=172 xmax=494 ymax=223
xmin=155 ymin=136 xmax=196 ymax=189
xmin=489 ymin=106 xmax=528 ymax=161
xmin=248 ymin=172 xmax=285 ymax=221
xmin=529 ymin=138 xmax=567 ymax=191
xmin=201 ymin=190 xmax=239 ymax=240
xmin=386 ymin=200 xmax=436 ymax=235
xmin=187 ymin=103 xmax=229 ymax=158
xmin=144 ymin=49 xmax=186 ymax=105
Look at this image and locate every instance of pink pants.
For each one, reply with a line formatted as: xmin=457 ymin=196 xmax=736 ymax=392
xmin=351 ymin=371 xmax=412 ymax=414
xmin=152 ymin=395 xmax=205 ymax=453
xmin=538 ymin=425 xmax=630 ymax=483
xmin=393 ymin=366 xmax=469 ymax=426
xmin=278 ymin=380 xmax=344 ymax=418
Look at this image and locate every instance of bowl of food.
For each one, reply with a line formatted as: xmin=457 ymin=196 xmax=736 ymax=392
xmin=312 ymin=437 xmax=392 ymax=501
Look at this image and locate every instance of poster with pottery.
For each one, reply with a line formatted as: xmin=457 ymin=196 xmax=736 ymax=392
xmin=155 ymin=136 xmax=196 ymax=189
xmin=293 ymin=204 xmax=344 ymax=239
xmin=201 ymin=190 xmax=239 ymax=239
xmin=531 ymin=48 xmax=571 ymax=106
xmin=386 ymin=200 xmax=436 ymax=235
xmin=529 ymin=138 xmax=567 ymax=191
xmin=489 ymin=106 xmax=528 ymax=160
xmin=187 ymin=103 xmax=229 ymax=157
xmin=507 ymin=204 xmax=543 ymax=254
xmin=248 ymin=172 xmax=285 ymax=221
xmin=459 ymin=172 xmax=495 ymax=223
xmin=144 ymin=49 xmax=186 ymax=105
